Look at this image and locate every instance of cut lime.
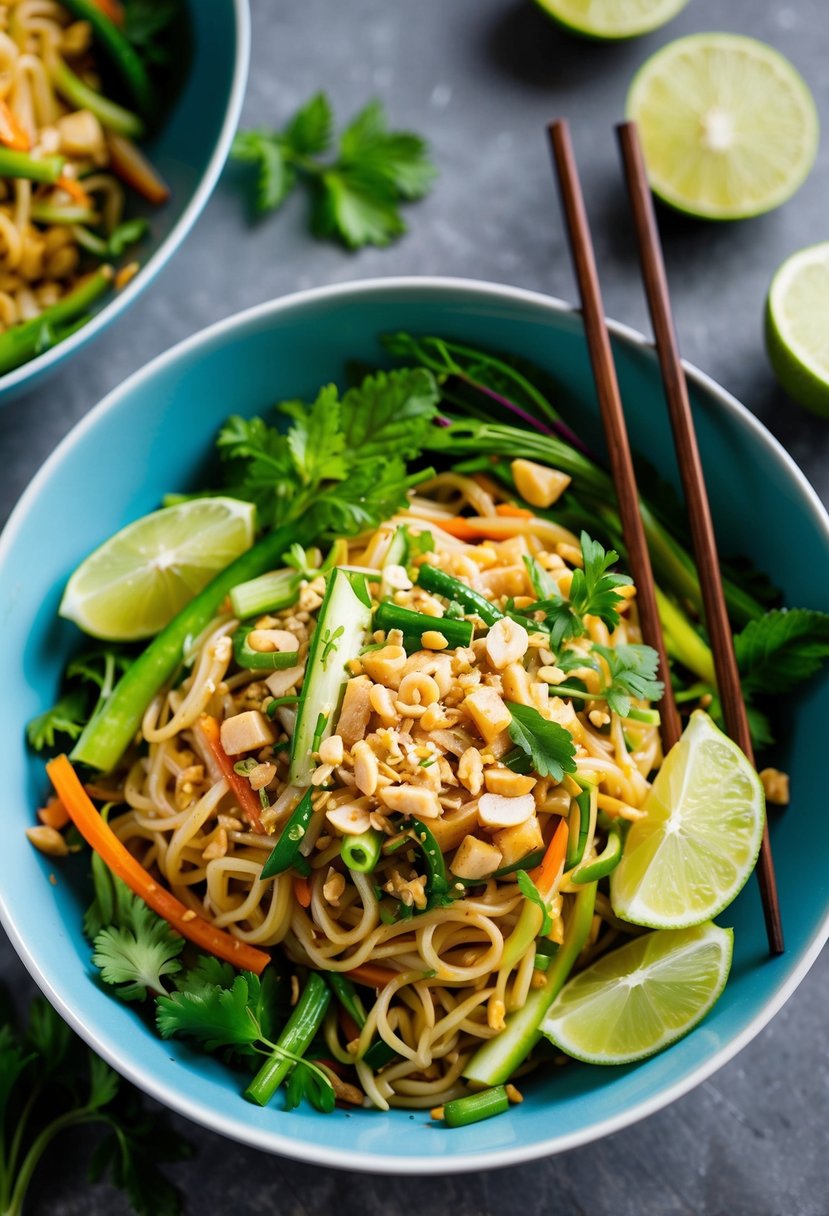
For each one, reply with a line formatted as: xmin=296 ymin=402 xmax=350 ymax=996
xmin=627 ymin=34 xmax=819 ymax=219
xmin=610 ymin=710 xmax=765 ymax=928
xmin=541 ymin=921 xmax=732 ymax=1064
xmin=766 ymin=242 xmax=829 ymax=418
xmin=60 ymin=497 xmax=256 ymax=641
xmin=535 ymin=0 xmax=688 ymax=39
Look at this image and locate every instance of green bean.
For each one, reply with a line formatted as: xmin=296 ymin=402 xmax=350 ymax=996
xmin=0 ymin=148 xmax=64 ymax=183
xmin=441 ymin=1086 xmax=509 ymax=1127
xmin=260 ymin=789 xmax=314 ymax=880
xmin=0 ymin=266 xmax=112 ymax=375
xmin=51 ymin=57 xmax=144 ymax=138
xmin=341 ymin=830 xmax=383 ymax=874
xmin=244 ymin=973 xmax=330 ymax=1107
xmin=60 ymin=0 xmax=153 ymax=117
xmin=374 ymin=601 xmax=473 ymax=651
xmin=416 ymin=563 xmax=504 ymax=626
xmin=72 ymin=520 xmax=312 ymax=771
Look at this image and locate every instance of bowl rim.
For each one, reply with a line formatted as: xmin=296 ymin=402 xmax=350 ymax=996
xmin=0 ymin=0 xmax=252 ymax=397
xmin=2 ymin=274 xmax=828 ymax=1173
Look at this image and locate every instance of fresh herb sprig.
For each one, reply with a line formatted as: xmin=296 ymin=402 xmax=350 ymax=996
xmin=27 ymin=645 xmax=133 ymax=753
xmin=506 ymin=702 xmax=577 ymax=781
xmin=515 ymin=533 xmax=631 ymax=649
xmin=232 ymin=93 xmax=435 ymax=249
xmin=550 ymin=643 xmax=664 ymax=720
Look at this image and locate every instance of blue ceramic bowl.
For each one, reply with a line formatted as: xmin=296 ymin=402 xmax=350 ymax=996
xmin=1 ymin=279 xmax=828 ymax=1172
xmin=0 ymin=0 xmax=250 ymax=404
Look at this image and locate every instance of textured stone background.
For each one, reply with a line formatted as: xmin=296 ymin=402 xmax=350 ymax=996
xmin=1 ymin=1 xmax=827 ymax=1212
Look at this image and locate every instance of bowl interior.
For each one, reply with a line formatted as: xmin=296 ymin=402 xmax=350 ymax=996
xmin=2 ymin=279 xmax=828 ymax=1171
xmin=0 ymin=0 xmax=248 ymax=402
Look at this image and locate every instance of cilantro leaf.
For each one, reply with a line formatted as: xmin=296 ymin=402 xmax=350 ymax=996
xmin=313 ymin=164 xmax=405 ymax=249
xmin=26 ymin=688 xmax=87 ymax=750
xmin=87 ymin=1092 xmax=192 ymax=1216
xmin=516 ymin=870 xmax=552 ymax=935
xmin=27 ymin=645 xmax=133 ymax=754
xmin=175 ymin=954 xmax=238 ymax=996
xmin=156 ymin=973 xmax=265 ymax=1052
xmin=337 ymin=100 xmax=435 ymax=201
xmin=593 ymin=643 xmax=664 ymax=719
xmin=506 ymin=702 xmax=577 ymax=781
xmin=282 ymin=385 xmax=347 ymax=486
xmin=284 ymin=1060 xmax=337 ymax=1113
xmin=734 ymin=608 xmax=829 ymax=697
xmin=523 ymin=554 xmax=558 ymax=600
xmin=340 ymin=369 xmax=443 ymax=460
xmin=93 ymin=908 xmax=184 ymax=1002
xmin=283 ymin=91 xmax=333 ymax=155
xmin=231 ymin=131 xmax=295 ymax=213
xmin=516 ymin=533 xmax=631 ymax=650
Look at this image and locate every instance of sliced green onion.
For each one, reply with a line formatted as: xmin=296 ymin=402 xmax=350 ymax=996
xmin=266 ymin=695 xmax=300 ymax=716
xmin=403 ymin=816 xmax=453 ymax=908
xmin=30 ymin=202 xmax=99 ymax=225
xmin=244 ymin=973 xmax=330 ymax=1106
xmin=374 ymin=601 xmax=473 ymax=651
xmin=233 ymin=624 xmax=299 ymax=671
xmin=625 ymin=706 xmax=661 ymax=725
xmin=571 ymin=824 xmax=623 ymax=884
xmin=328 ymin=973 xmax=398 ymax=1067
xmin=260 ymin=788 xmax=313 ymax=880
xmin=565 ymin=789 xmax=592 ymax=871
xmin=229 ymin=568 xmax=302 ymax=618
xmin=60 ymin=0 xmax=153 ymax=117
xmin=417 ymin=563 xmax=504 ymax=626
xmin=0 ymin=265 xmax=112 ymax=376
xmin=0 ymin=148 xmax=64 ymax=183
xmin=441 ymin=1086 xmax=509 ymax=1127
xmin=51 ymin=56 xmax=144 ymax=138
xmin=341 ymin=829 xmax=383 ymax=874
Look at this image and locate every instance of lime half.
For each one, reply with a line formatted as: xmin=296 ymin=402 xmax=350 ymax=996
xmin=610 ymin=710 xmax=765 ymax=929
xmin=60 ymin=497 xmax=256 ymax=641
xmin=541 ymin=922 xmax=733 ymax=1064
xmin=766 ymin=242 xmax=829 ymax=418
xmin=535 ymin=0 xmax=688 ymax=39
xmin=627 ymin=33 xmax=819 ymax=219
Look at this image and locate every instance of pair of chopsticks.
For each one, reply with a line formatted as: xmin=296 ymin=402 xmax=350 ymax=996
xmin=547 ymin=119 xmax=783 ymax=956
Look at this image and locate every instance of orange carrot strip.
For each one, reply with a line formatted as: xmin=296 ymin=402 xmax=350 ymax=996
xmin=435 ymin=515 xmax=541 ymax=542
xmin=197 ymin=714 xmax=264 ymax=833
xmin=431 ymin=517 xmax=480 ymax=541
xmin=0 ymin=99 xmax=30 ymax=151
xmin=495 ymin=503 xmax=533 ymax=519
xmin=338 ymin=1007 xmax=361 ymax=1043
xmin=107 ymin=132 xmax=170 ymax=205
xmin=89 ymin=0 xmax=125 ymax=26
xmin=346 ymin=963 xmax=397 ymax=988
xmin=38 ymin=796 xmax=69 ymax=830
xmin=47 ymin=755 xmax=270 ymax=974
xmin=530 ymin=818 xmax=569 ymax=899
xmin=293 ymin=875 xmax=312 ymax=907
xmin=56 ymin=175 xmax=91 ymax=206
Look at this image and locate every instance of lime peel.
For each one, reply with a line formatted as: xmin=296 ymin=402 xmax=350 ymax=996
xmin=766 ymin=241 xmax=829 ymax=418
xmin=534 ymin=0 xmax=689 ymax=39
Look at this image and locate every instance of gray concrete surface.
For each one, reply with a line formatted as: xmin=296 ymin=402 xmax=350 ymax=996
xmin=1 ymin=1 xmax=827 ymax=1212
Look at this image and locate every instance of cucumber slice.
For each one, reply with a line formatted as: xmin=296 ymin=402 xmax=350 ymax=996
xmin=289 ymin=569 xmax=372 ymax=785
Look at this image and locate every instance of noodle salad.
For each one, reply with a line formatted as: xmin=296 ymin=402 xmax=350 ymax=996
xmin=0 ymin=0 xmax=178 ymax=374
xmin=28 ymin=340 xmax=829 ymax=1126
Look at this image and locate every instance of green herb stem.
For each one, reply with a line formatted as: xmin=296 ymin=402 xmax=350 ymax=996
xmin=244 ymin=974 xmax=331 ymax=1107
xmin=0 ymin=265 xmax=112 ymax=376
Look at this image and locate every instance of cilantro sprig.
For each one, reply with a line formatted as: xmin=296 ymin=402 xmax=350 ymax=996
xmin=517 ymin=533 xmax=631 ymax=649
xmin=550 ymin=643 xmax=664 ymax=720
xmin=506 ymin=702 xmax=577 ymax=782
xmin=232 ymin=93 xmax=435 ymax=248
xmin=26 ymin=644 xmax=133 ymax=753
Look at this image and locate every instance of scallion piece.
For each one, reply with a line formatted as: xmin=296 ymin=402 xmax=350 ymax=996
xmin=244 ymin=973 xmax=331 ymax=1106
xmin=564 ymin=790 xmax=592 ymax=871
xmin=416 ymin=563 xmax=504 ymax=626
xmin=441 ymin=1086 xmax=509 ymax=1127
xmin=260 ymin=788 xmax=314 ymax=880
xmin=232 ymin=624 xmax=299 ymax=671
xmin=229 ymin=568 xmax=302 ymax=619
xmin=328 ymin=974 xmax=398 ymax=1067
xmin=571 ymin=824 xmax=623 ymax=884
xmin=51 ymin=56 xmax=144 ymax=138
xmin=0 ymin=148 xmax=64 ymax=183
xmin=625 ymin=706 xmax=661 ymax=725
xmin=0 ymin=265 xmax=112 ymax=376
xmin=60 ymin=0 xmax=153 ymax=117
xmin=374 ymin=601 xmax=473 ymax=651
xmin=341 ymin=829 xmax=383 ymax=874
xmin=30 ymin=203 xmax=99 ymax=226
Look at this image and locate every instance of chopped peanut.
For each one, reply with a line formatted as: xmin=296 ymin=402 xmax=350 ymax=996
xmin=485 ymin=616 xmax=529 ymax=670
xmin=246 ymin=628 xmax=298 ymax=654
xmin=463 ymin=686 xmax=512 ymax=743
xmin=511 ymin=458 xmax=571 ymax=509
xmin=369 ymin=683 xmax=399 ymax=725
xmin=483 ymin=767 xmax=536 ymax=797
xmin=505 ymin=1084 xmax=523 ymax=1104
xmin=588 ymin=709 xmax=611 ymax=728
xmin=493 ymin=815 xmax=544 ymax=867
xmin=478 ymin=792 xmax=536 ymax=830
xmin=248 ymin=762 xmax=276 ymax=790
xmin=265 ymin=665 xmax=305 ymax=697
xmin=353 ymin=740 xmax=379 ymax=796
xmin=220 ymin=710 xmax=275 ymax=755
xmin=450 ymin=834 xmax=503 ymax=879
xmin=487 ymin=997 xmax=506 ymax=1031
xmin=361 ymin=644 xmax=407 ymax=688
xmin=26 ymin=825 xmax=69 ymax=857
xmin=458 ymin=746 xmax=484 ymax=796
xmin=759 ymin=768 xmax=790 ymax=806
xmin=326 ymin=804 xmax=373 ymax=836
xmin=421 ymin=630 xmax=449 ymax=650
xmin=538 ymin=665 xmax=567 ymax=686
xmin=202 ymin=827 xmax=228 ymax=861
xmin=380 ymin=784 xmax=442 ymax=819
xmin=319 ymin=734 xmax=344 ymax=766
xmin=323 ymin=868 xmax=346 ymax=905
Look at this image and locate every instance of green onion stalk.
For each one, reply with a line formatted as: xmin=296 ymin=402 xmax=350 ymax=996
xmin=245 ymin=973 xmax=331 ymax=1107
xmin=0 ymin=266 xmax=112 ymax=375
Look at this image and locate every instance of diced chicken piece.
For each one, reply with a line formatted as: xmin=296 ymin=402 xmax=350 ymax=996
xmin=56 ymin=109 xmax=105 ymax=158
xmin=478 ymin=792 xmax=535 ymax=830
xmin=485 ymin=617 xmax=529 ymax=669
xmin=361 ymin=644 xmax=407 ymax=688
xmin=483 ymin=767 xmax=536 ymax=797
xmin=427 ymin=802 xmax=481 ymax=852
xmin=379 ymin=784 xmax=442 ymax=819
xmin=493 ymin=815 xmax=544 ymax=868
xmin=463 ymin=686 xmax=512 ymax=744
xmin=479 ymin=565 xmax=528 ymax=599
xmin=265 ymin=665 xmax=305 ymax=697
xmin=336 ymin=675 xmax=373 ymax=748
xmin=501 ymin=661 xmax=534 ymax=707
xmin=326 ymin=804 xmax=373 ymax=836
xmin=511 ymin=458 xmax=571 ymax=509
xmin=450 ymin=834 xmax=503 ymax=880
xmin=220 ymin=710 xmax=275 ymax=756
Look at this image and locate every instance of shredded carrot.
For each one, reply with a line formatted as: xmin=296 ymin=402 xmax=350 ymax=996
xmin=37 ymin=797 xmax=69 ymax=830
xmin=89 ymin=0 xmax=125 ymax=26
xmin=0 ymin=98 xmax=30 ymax=151
xmin=495 ymin=503 xmax=533 ymax=519
xmin=197 ymin=714 xmax=264 ymax=833
xmin=56 ymin=175 xmax=91 ymax=206
xmin=346 ymin=963 xmax=397 ymax=988
xmin=338 ymin=1007 xmax=361 ymax=1043
xmin=431 ymin=517 xmax=480 ymax=541
xmin=529 ymin=818 xmax=569 ymax=899
xmin=293 ymin=874 xmax=312 ymax=908
xmin=106 ymin=132 xmax=170 ymax=205
xmin=47 ymin=755 xmax=270 ymax=974
xmin=434 ymin=515 xmax=541 ymax=542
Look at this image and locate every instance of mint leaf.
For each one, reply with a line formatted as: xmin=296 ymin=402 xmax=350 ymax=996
xmin=506 ymin=702 xmax=577 ymax=781
xmin=284 ymin=91 xmax=333 ymax=155
xmin=593 ymin=643 xmax=664 ymax=719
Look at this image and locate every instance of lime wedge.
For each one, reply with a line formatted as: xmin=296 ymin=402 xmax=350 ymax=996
xmin=766 ymin=242 xmax=829 ymax=418
xmin=627 ymin=34 xmax=819 ymax=219
xmin=535 ymin=0 xmax=688 ymax=39
xmin=540 ymin=921 xmax=732 ymax=1064
xmin=610 ymin=710 xmax=765 ymax=928
xmin=60 ymin=497 xmax=256 ymax=641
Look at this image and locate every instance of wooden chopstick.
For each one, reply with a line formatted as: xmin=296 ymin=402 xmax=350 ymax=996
xmin=547 ymin=120 xmax=682 ymax=756
xmin=616 ymin=120 xmax=783 ymax=955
